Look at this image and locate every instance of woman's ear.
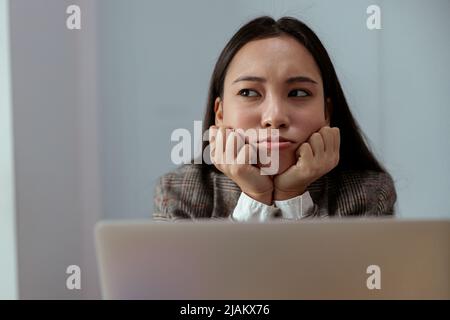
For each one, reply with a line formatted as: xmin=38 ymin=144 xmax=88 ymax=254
xmin=325 ymin=97 xmax=332 ymax=126
xmin=214 ymin=97 xmax=224 ymax=126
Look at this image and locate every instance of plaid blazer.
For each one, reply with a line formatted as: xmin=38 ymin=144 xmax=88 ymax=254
xmin=153 ymin=164 xmax=397 ymax=221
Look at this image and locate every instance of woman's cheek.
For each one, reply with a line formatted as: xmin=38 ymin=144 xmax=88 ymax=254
xmin=295 ymin=112 xmax=327 ymax=141
xmin=223 ymin=107 xmax=258 ymax=129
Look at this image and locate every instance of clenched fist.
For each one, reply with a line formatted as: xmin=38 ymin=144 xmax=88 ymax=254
xmin=209 ymin=125 xmax=274 ymax=205
xmin=273 ymin=126 xmax=340 ymax=200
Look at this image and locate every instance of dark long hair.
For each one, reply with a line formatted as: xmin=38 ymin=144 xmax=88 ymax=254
xmin=201 ymin=16 xmax=386 ymax=176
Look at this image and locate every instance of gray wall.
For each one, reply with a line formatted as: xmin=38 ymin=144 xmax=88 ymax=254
xmin=380 ymin=0 xmax=450 ymax=218
xmin=8 ymin=0 xmax=450 ymax=299
xmin=10 ymin=0 xmax=100 ymax=299
xmin=0 ymin=0 xmax=18 ymax=299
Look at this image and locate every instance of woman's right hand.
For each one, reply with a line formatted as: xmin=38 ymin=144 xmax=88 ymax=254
xmin=209 ymin=125 xmax=274 ymax=205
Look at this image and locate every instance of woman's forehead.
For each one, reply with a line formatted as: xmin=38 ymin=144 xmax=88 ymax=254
xmin=225 ymin=36 xmax=322 ymax=85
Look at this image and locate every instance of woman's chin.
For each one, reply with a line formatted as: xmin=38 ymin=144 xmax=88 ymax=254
xmin=256 ymin=155 xmax=297 ymax=175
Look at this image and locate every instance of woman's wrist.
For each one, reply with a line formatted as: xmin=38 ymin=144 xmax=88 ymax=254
xmin=243 ymin=190 xmax=273 ymax=206
xmin=274 ymin=187 xmax=307 ymax=201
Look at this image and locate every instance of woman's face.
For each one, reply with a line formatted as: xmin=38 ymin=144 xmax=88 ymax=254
xmin=215 ymin=35 xmax=329 ymax=174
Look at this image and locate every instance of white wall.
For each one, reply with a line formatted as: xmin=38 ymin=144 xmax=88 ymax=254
xmin=379 ymin=0 xmax=450 ymax=218
xmin=0 ymin=0 xmax=18 ymax=300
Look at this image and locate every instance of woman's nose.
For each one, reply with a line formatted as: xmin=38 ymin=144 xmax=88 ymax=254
xmin=260 ymin=100 xmax=290 ymax=129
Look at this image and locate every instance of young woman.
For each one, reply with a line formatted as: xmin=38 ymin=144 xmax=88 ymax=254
xmin=153 ymin=16 xmax=397 ymax=221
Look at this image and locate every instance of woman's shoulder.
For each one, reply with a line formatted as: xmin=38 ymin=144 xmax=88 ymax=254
xmin=155 ymin=164 xmax=240 ymax=200
xmin=157 ymin=164 xmax=204 ymax=183
xmin=154 ymin=164 xmax=240 ymax=219
xmin=311 ymin=168 xmax=396 ymax=201
xmin=333 ymin=169 xmax=397 ymax=216
xmin=153 ymin=165 xmax=211 ymax=219
xmin=157 ymin=164 xmax=238 ymax=189
xmin=337 ymin=169 xmax=395 ymax=191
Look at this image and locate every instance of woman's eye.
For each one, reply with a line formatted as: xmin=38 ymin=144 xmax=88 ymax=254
xmin=288 ymin=89 xmax=310 ymax=97
xmin=238 ymin=89 xmax=260 ymax=97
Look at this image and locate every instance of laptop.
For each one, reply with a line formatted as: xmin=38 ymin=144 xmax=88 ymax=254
xmin=95 ymin=218 xmax=450 ymax=299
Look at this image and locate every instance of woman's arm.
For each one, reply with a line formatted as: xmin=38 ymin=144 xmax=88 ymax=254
xmin=373 ymin=172 xmax=397 ymax=216
xmin=153 ymin=176 xmax=190 ymax=221
xmin=338 ymin=170 xmax=397 ymax=217
xmin=152 ymin=166 xmax=213 ymax=221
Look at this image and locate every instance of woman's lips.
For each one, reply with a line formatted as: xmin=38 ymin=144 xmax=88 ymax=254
xmin=258 ymin=141 xmax=293 ymax=150
xmin=256 ymin=137 xmax=295 ymax=150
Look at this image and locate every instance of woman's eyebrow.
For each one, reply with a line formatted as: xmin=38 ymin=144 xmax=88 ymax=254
xmin=232 ymin=75 xmax=318 ymax=85
xmin=286 ymin=76 xmax=318 ymax=85
xmin=232 ymin=76 xmax=266 ymax=84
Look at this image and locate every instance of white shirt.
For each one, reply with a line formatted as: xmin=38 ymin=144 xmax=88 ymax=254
xmin=231 ymin=191 xmax=314 ymax=222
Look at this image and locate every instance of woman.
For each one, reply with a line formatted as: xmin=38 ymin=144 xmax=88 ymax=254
xmin=153 ymin=16 xmax=396 ymax=221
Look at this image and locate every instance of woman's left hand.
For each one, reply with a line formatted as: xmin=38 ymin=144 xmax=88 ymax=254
xmin=273 ymin=126 xmax=340 ymax=201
